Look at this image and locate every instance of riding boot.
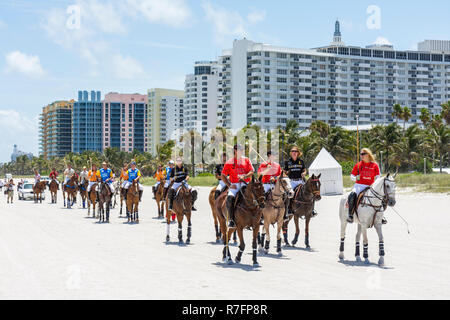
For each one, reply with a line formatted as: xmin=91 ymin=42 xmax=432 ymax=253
xmin=214 ymin=189 xmax=221 ymax=200
xmin=152 ymin=186 xmax=156 ymax=199
xmin=168 ymin=188 xmax=175 ymax=210
xmin=226 ymin=195 xmax=236 ymax=228
xmin=382 ymin=217 xmax=388 ymax=225
xmin=162 ymin=187 xmax=168 ymax=202
xmin=191 ymin=189 xmax=198 ymax=211
xmin=283 ymin=198 xmax=291 ymax=222
xmin=347 ymin=192 xmax=357 ymax=223
xmin=139 ymin=190 xmax=143 ymax=202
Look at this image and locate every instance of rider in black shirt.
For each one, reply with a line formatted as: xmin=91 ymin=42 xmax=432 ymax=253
xmin=283 ymin=146 xmax=307 ymax=220
xmin=214 ymin=153 xmax=227 ymax=199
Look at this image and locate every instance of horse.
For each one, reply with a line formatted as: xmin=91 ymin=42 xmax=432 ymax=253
xmin=87 ymin=183 xmax=98 ymax=218
xmin=259 ymin=174 xmax=295 ymax=256
xmin=112 ymin=181 xmax=120 ymax=209
xmin=49 ymin=179 xmax=59 ymax=204
xmin=63 ymin=176 xmax=78 ymax=209
xmin=119 ymin=182 xmax=127 ymax=216
xmin=79 ymin=180 xmax=88 ymax=208
xmin=155 ymin=180 xmax=166 ymax=219
xmin=32 ymin=181 xmax=47 ymax=204
xmin=216 ymin=176 xmax=266 ymax=267
xmin=208 ymin=186 xmax=238 ymax=244
xmin=339 ymin=174 xmax=397 ymax=267
xmin=166 ymin=183 xmax=193 ymax=244
xmin=98 ymin=182 xmax=112 ymax=223
xmin=126 ymin=180 xmax=140 ymax=223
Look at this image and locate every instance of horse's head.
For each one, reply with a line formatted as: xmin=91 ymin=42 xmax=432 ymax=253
xmin=306 ymin=174 xmax=322 ymax=201
xmin=247 ymin=175 xmax=266 ymax=209
xmin=278 ymin=173 xmax=295 ymax=199
xmin=179 ymin=184 xmax=192 ymax=212
xmin=383 ymin=173 xmax=397 ymax=207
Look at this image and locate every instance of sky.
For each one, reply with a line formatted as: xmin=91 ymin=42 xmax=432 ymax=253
xmin=0 ymin=0 xmax=449 ymax=163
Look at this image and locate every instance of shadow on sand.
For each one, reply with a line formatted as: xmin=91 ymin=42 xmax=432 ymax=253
xmin=338 ymin=259 xmax=394 ymax=270
xmin=212 ymin=261 xmax=262 ymax=272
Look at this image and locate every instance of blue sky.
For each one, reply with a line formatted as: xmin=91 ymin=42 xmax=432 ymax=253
xmin=0 ymin=0 xmax=449 ymax=162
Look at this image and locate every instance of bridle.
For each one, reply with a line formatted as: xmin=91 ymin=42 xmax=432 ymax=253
xmin=293 ymin=178 xmax=320 ymax=205
xmin=239 ymin=180 xmax=265 ymax=211
xmin=361 ymin=177 xmax=395 ymax=213
xmin=267 ymin=177 xmax=292 ymax=209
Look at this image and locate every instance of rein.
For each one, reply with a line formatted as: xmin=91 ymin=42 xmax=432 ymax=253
xmin=358 ymin=178 xmax=394 ymax=228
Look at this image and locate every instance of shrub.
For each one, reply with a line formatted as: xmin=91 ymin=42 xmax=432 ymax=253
xmin=415 ymin=158 xmax=433 ymax=174
xmin=340 ymin=161 xmax=354 ymax=175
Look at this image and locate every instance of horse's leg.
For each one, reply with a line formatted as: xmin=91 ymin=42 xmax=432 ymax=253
xmin=355 ymin=223 xmax=362 ymax=262
xmin=264 ymin=220 xmax=270 ymax=254
xmin=362 ymin=226 xmax=369 ymax=264
xmin=305 ymin=215 xmax=311 ymax=249
xmin=276 ymin=211 xmax=284 ymax=255
xmin=235 ymin=227 xmax=245 ymax=264
xmin=375 ymin=223 xmax=385 ymax=267
xmin=165 ymin=204 xmax=171 ymax=243
xmin=292 ymin=216 xmax=300 ymax=246
xmin=233 ymin=230 xmax=237 ymax=244
xmin=135 ymin=201 xmax=139 ymax=223
xmin=252 ymin=226 xmax=260 ymax=267
xmin=106 ymin=201 xmax=110 ymax=223
xmin=339 ymin=213 xmax=347 ymax=261
xmin=186 ymin=213 xmax=192 ymax=244
xmin=178 ymin=212 xmax=184 ymax=244
xmin=282 ymin=218 xmax=291 ymax=247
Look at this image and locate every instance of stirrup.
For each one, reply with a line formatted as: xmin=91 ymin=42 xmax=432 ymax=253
xmin=347 ymin=215 xmax=354 ymax=223
xmin=382 ymin=218 xmax=388 ymax=225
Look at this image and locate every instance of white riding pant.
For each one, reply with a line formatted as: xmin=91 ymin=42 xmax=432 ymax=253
xmin=352 ymin=183 xmax=368 ymax=196
xmin=154 ymin=181 xmax=161 ymax=188
xmin=216 ymin=180 xmax=226 ymax=192
xmin=263 ymin=183 xmax=275 ymax=194
xmin=290 ymin=179 xmax=304 ymax=190
xmin=227 ymin=182 xmax=245 ymax=197
xmin=171 ymin=181 xmax=192 ymax=191
xmin=121 ymin=181 xmax=128 ymax=188
xmin=123 ymin=180 xmax=144 ymax=191
xmin=164 ymin=180 xmax=171 ymax=188
xmin=87 ymin=181 xmax=97 ymax=192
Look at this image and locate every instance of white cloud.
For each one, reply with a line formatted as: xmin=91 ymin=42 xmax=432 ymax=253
xmin=5 ymin=51 xmax=44 ymax=77
xmin=112 ymin=54 xmax=145 ymax=79
xmin=126 ymin=0 xmax=192 ymax=28
xmin=374 ymin=36 xmax=392 ymax=46
xmin=202 ymin=1 xmax=266 ymax=45
xmin=0 ymin=110 xmax=38 ymax=162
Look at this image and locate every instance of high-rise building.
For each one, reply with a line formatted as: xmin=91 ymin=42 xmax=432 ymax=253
xmin=72 ymin=90 xmax=103 ymax=153
xmin=39 ymin=100 xmax=74 ymax=159
xmin=218 ymin=21 xmax=450 ymax=131
xmin=11 ymin=145 xmax=33 ymax=162
xmin=418 ymin=40 xmax=450 ymax=53
xmin=102 ymin=93 xmax=147 ymax=153
xmin=184 ymin=61 xmax=220 ymax=135
xmin=147 ymin=88 xmax=184 ymax=155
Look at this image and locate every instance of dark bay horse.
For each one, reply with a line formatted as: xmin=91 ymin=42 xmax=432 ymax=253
xmin=33 ymin=181 xmax=46 ymax=203
xmin=63 ymin=176 xmax=78 ymax=209
xmin=283 ymin=174 xmax=322 ymax=249
xmin=87 ymin=183 xmax=98 ymax=218
xmin=79 ymin=180 xmax=88 ymax=209
xmin=216 ymin=176 xmax=266 ymax=267
xmin=209 ymin=186 xmax=237 ymax=244
xmin=154 ymin=180 xmax=166 ymax=219
xmin=126 ymin=180 xmax=140 ymax=223
xmin=98 ymin=182 xmax=112 ymax=223
xmin=166 ymin=184 xmax=193 ymax=244
xmin=49 ymin=179 xmax=59 ymax=204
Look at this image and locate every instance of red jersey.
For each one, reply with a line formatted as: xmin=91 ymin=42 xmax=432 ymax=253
xmin=50 ymin=171 xmax=58 ymax=179
xmin=351 ymin=161 xmax=380 ymax=186
xmin=222 ymin=157 xmax=254 ymax=184
xmin=258 ymin=162 xmax=281 ymax=184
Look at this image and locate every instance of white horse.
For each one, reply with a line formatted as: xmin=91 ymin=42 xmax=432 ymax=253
xmin=339 ymin=174 xmax=397 ymax=267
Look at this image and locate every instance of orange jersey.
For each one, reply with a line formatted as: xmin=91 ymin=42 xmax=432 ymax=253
xmin=88 ymin=170 xmax=100 ymax=182
xmin=120 ymin=169 xmax=128 ymax=180
xmin=154 ymin=170 xmax=165 ymax=182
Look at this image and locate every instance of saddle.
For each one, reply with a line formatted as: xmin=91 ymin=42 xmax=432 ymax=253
xmin=353 ymin=188 xmax=370 ymax=215
xmin=234 ymin=185 xmax=247 ymax=209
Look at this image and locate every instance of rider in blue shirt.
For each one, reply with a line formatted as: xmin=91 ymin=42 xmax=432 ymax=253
xmin=124 ymin=161 xmax=144 ymax=202
xmin=99 ymin=162 xmax=115 ymax=194
xmin=162 ymin=160 xmax=175 ymax=201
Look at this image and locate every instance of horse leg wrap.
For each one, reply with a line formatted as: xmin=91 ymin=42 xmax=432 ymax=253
xmin=236 ymin=244 xmax=245 ymax=262
xmin=363 ymin=244 xmax=369 ymax=259
xmin=379 ymin=241 xmax=385 ymax=257
xmin=265 ymin=240 xmax=270 ymax=251
xmin=187 ymin=224 xmax=192 ymax=238
xmin=305 ymin=235 xmax=310 ymax=248
xmin=252 ymin=242 xmax=258 ymax=265
xmin=260 ymin=233 xmax=266 ymax=247
xmin=277 ymin=239 xmax=282 ymax=253
xmin=355 ymin=242 xmax=360 ymax=257
xmin=215 ymin=225 xmax=219 ymax=238
xmin=340 ymin=238 xmax=345 ymax=253
xmin=292 ymin=233 xmax=299 ymax=245
xmin=283 ymin=226 xmax=289 ymax=244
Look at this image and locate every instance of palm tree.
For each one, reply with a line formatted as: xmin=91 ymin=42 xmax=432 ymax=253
xmin=430 ymin=122 xmax=450 ymax=173
xmin=420 ymin=108 xmax=431 ymax=127
xmin=441 ymin=101 xmax=450 ymax=125
xmin=401 ymin=106 xmax=412 ymax=132
xmin=370 ymin=124 xmax=402 ymax=172
xmin=391 ymin=104 xmax=403 ymax=124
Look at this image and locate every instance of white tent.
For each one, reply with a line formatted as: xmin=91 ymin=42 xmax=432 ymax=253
xmin=308 ymin=148 xmax=343 ymax=195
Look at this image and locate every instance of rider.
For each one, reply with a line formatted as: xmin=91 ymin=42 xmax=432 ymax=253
xmin=99 ymin=162 xmax=115 ymax=195
xmin=49 ymin=168 xmax=59 ymax=189
xmin=33 ymin=169 xmax=41 ymax=188
xmin=162 ymin=160 xmax=175 ymax=202
xmin=283 ymin=146 xmax=307 ymax=219
xmin=123 ymin=161 xmax=144 ymax=202
xmin=63 ymin=164 xmax=76 ymax=189
xmin=152 ymin=165 xmax=165 ymax=199
xmin=168 ymin=157 xmax=197 ymax=211
xmin=257 ymin=151 xmax=282 ymax=197
xmin=214 ymin=153 xmax=228 ymax=200
xmin=119 ymin=163 xmax=129 ymax=196
xmin=87 ymin=164 xmax=100 ymax=197
xmin=347 ymin=148 xmax=381 ymax=224
xmin=221 ymin=144 xmax=255 ymax=228
xmin=79 ymin=167 xmax=89 ymax=185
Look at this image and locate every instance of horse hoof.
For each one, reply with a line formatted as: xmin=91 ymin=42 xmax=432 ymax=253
xmin=227 ymin=258 xmax=234 ymax=265
xmin=166 ymin=236 xmax=170 ymax=243
xmin=339 ymin=252 xmax=345 ymax=261
xmin=356 ymin=256 xmax=362 ymax=262
xmin=277 ymin=251 xmax=282 ymax=257
xmin=378 ymin=257 xmax=385 ymax=267
xmin=284 ymin=243 xmax=291 ymax=247
xmin=365 ymin=259 xmax=370 ymax=265
xmin=216 ymin=239 xmax=221 ymax=244
xmin=253 ymin=263 xmax=260 ymax=268
xmin=264 ymin=249 xmax=269 ymax=255
xmin=186 ymin=239 xmax=190 ymax=245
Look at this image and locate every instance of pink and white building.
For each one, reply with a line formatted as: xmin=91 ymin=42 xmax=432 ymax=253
xmin=102 ymin=93 xmax=148 ymax=153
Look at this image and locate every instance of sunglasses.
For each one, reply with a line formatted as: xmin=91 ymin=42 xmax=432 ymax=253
xmin=290 ymin=150 xmax=299 ymax=153
xmin=361 ymin=153 xmax=368 ymax=156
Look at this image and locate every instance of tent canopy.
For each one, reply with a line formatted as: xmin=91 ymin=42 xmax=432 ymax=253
xmin=309 ymin=148 xmax=342 ymax=170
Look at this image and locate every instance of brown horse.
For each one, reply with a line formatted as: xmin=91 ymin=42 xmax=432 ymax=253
xmin=259 ymin=174 xmax=295 ymax=256
xmin=49 ymin=179 xmax=59 ymax=204
xmin=126 ymin=180 xmax=140 ymax=223
xmin=79 ymin=180 xmax=88 ymax=209
xmin=208 ymin=186 xmax=238 ymax=244
xmin=63 ymin=176 xmax=78 ymax=209
xmin=166 ymin=184 xmax=193 ymax=244
xmin=154 ymin=180 xmax=166 ymax=219
xmin=33 ymin=181 xmax=47 ymax=203
xmin=87 ymin=183 xmax=98 ymax=218
xmin=216 ymin=176 xmax=266 ymax=267
xmin=98 ymin=182 xmax=112 ymax=223
xmin=283 ymin=174 xmax=322 ymax=249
